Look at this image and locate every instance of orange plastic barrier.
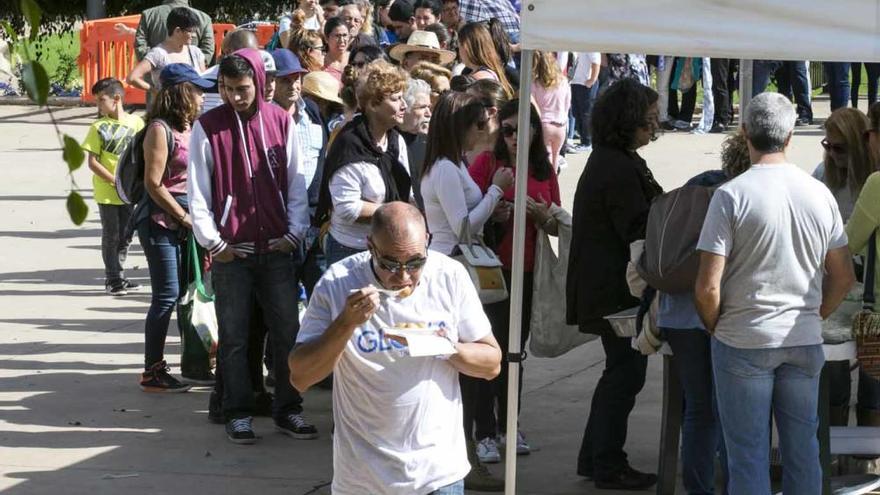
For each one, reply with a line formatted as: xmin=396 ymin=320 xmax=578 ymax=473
xmin=79 ymin=17 xmax=278 ymax=106
xmin=78 ymin=15 xmax=143 ymax=104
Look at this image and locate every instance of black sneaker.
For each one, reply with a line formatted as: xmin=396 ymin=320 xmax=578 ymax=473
xmin=182 ymin=370 xmax=215 ymax=386
xmin=594 ymin=465 xmax=657 ymax=491
xmin=226 ymin=416 xmax=257 ymax=444
xmin=140 ymin=361 xmax=192 ymax=393
xmin=709 ymin=122 xmax=728 ymax=134
xmin=275 ymin=413 xmax=319 ymax=439
xmin=106 ymin=282 xmax=127 ymax=296
xmin=122 ymin=279 xmax=141 ymax=291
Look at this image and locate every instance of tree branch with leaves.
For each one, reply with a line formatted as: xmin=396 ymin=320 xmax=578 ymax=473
xmin=2 ymin=0 xmax=89 ymax=224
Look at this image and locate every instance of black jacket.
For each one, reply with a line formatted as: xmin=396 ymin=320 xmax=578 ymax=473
xmin=566 ymin=145 xmax=663 ymax=333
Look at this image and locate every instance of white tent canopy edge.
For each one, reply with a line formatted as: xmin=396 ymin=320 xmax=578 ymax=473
xmin=519 ymin=0 xmax=880 ymax=62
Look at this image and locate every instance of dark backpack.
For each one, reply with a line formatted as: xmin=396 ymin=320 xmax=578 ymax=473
xmin=115 ymin=119 xmax=174 ymax=205
xmin=636 ymin=185 xmax=715 ymax=293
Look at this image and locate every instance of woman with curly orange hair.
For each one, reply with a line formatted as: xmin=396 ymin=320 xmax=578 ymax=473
xmin=315 ymin=61 xmax=413 ymax=264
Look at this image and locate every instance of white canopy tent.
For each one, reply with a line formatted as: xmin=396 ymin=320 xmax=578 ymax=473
xmin=503 ymin=2 xmax=880 ymax=493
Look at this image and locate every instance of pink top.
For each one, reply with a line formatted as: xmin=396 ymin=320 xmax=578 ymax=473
xmin=150 ymin=121 xmax=191 ymax=228
xmin=468 ymin=151 xmax=561 ymax=272
xmin=531 ymin=79 xmax=572 ymax=126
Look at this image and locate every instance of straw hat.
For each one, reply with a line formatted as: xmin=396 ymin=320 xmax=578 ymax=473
xmin=302 ymin=71 xmax=343 ymax=105
xmin=389 ymin=31 xmax=456 ymax=66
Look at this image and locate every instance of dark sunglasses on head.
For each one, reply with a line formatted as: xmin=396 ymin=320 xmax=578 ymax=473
xmin=501 ymin=124 xmax=517 ymax=137
xmin=821 ymin=138 xmax=847 ymax=154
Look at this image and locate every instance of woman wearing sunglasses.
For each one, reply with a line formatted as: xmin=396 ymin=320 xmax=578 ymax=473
xmin=566 ymin=78 xmax=661 ymax=490
xmin=420 ymin=90 xmax=512 ymax=490
xmin=465 ymin=98 xmax=560 ymax=463
xmin=288 ymin=29 xmax=326 ymax=72
xmin=813 ymin=108 xmax=873 ymax=221
xmin=817 ymin=107 xmax=880 ymax=438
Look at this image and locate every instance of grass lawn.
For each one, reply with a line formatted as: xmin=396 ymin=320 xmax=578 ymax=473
xmin=13 ymin=31 xmax=81 ymax=89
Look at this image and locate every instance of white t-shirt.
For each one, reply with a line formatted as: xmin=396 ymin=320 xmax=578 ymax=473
xmin=144 ymin=44 xmax=205 ymax=91
xmin=297 ymin=251 xmax=490 ymax=495
xmin=328 ymin=135 xmax=410 ymax=249
xmin=697 ymin=163 xmax=848 ymax=349
xmin=421 ymin=158 xmax=504 ymax=255
xmin=571 ymin=52 xmax=601 ymax=86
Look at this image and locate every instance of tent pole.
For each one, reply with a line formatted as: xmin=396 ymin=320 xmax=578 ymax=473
xmin=504 ymin=48 xmax=534 ymax=495
xmin=739 ymin=59 xmax=753 ymax=125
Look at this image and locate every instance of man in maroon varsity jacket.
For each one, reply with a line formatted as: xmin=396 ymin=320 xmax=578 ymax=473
xmin=188 ymin=48 xmax=314 ymax=444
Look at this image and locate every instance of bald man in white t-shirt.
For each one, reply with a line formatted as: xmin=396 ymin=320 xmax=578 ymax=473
xmin=290 ymin=202 xmax=502 ymax=495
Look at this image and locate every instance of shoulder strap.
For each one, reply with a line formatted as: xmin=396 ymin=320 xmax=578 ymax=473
xmin=865 ymin=232 xmax=877 ymax=309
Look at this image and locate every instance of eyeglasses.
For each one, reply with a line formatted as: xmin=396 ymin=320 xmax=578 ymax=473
xmin=331 ymin=33 xmax=350 ymax=40
xmin=501 ymin=124 xmax=517 ymax=137
xmin=821 ymin=138 xmax=847 ymax=154
xmin=309 ymin=44 xmax=327 ymax=53
xmin=373 ymin=253 xmax=428 ymax=274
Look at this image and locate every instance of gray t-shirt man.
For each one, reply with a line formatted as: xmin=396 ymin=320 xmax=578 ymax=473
xmin=697 ymin=163 xmax=848 ymax=349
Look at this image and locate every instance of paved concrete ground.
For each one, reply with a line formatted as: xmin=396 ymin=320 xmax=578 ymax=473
xmin=0 ymin=101 xmax=831 ymax=495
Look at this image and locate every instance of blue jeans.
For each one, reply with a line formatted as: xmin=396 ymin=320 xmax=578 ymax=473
xmin=571 ymin=83 xmax=598 ymax=147
xmin=430 ymin=479 xmax=464 ymax=495
xmin=323 ymin=233 xmax=365 ymax=266
xmin=664 ymin=329 xmax=725 ymax=494
xmin=712 ymin=339 xmax=824 ymax=495
xmin=752 ymin=60 xmax=783 ymax=95
xmin=137 ymin=220 xmax=182 ymax=369
xmin=824 ymin=62 xmax=852 ymax=111
xmin=212 ymin=252 xmax=303 ymax=421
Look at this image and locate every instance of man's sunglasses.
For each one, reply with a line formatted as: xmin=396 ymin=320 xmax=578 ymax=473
xmin=373 ymin=254 xmax=428 ymax=274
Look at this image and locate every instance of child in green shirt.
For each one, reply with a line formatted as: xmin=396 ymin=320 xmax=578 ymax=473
xmin=81 ymin=77 xmax=145 ymax=296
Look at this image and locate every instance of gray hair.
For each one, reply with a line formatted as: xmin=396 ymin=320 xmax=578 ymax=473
xmin=404 ymin=78 xmax=432 ymax=108
xmin=743 ymin=92 xmax=797 ymax=153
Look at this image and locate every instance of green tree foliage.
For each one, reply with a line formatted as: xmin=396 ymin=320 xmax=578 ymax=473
xmin=2 ymin=0 xmax=89 ymax=224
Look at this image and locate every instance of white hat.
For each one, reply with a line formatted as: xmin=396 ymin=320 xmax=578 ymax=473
xmin=259 ymin=50 xmax=277 ymax=75
xmin=389 ymin=31 xmax=456 ymax=66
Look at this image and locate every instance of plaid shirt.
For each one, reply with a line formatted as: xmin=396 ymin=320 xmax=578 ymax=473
xmin=458 ymin=0 xmax=520 ymax=41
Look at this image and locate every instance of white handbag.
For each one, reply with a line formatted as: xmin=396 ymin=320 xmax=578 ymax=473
xmin=529 ymin=206 xmax=596 ymax=357
xmin=454 ymin=218 xmax=509 ymax=304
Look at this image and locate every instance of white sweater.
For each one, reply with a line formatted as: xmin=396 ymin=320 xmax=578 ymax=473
xmin=421 ymin=158 xmax=503 ymax=255
xmin=328 ymin=134 xmax=410 ymax=250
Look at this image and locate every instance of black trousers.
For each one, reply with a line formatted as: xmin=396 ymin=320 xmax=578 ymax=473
xmin=668 ymin=58 xmax=698 ymax=123
xmin=462 ymin=270 xmax=533 ymax=441
xmin=577 ymin=322 xmax=648 ymax=479
xmin=711 ymin=58 xmax=733 ymax=125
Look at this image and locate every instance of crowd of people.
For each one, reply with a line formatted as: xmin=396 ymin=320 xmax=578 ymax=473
xmin=76 ymin=0 xmax=880 ymax=493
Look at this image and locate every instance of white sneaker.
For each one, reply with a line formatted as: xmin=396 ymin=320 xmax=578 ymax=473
xmin=476 ymin=436 xmax=501 ymax=464
xmin=499 ymin=431 xmax=531 ymax=455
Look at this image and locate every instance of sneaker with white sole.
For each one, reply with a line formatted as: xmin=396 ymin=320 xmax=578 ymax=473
xmin=275 ymin=413 xmax=319 ymax=439
xmin=498 ymin=431 xmax=531 ymax=455
xmin=476 ymin=436 xmax=501 ymax=463
xmin=226 ymin=416 xmax=256 ymax=444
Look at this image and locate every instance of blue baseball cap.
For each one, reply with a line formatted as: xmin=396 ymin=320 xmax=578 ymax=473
xmin=159 ymin=63 xmax=215 ymax=90
xmin=271 ymin=49 xmax=308 ymax=78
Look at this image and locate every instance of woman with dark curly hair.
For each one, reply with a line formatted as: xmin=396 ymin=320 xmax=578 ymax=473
xmin=138 ymin=64 xmax=213 ymax=391
xmin=566 ymin=78 xmax=661 ymax=490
